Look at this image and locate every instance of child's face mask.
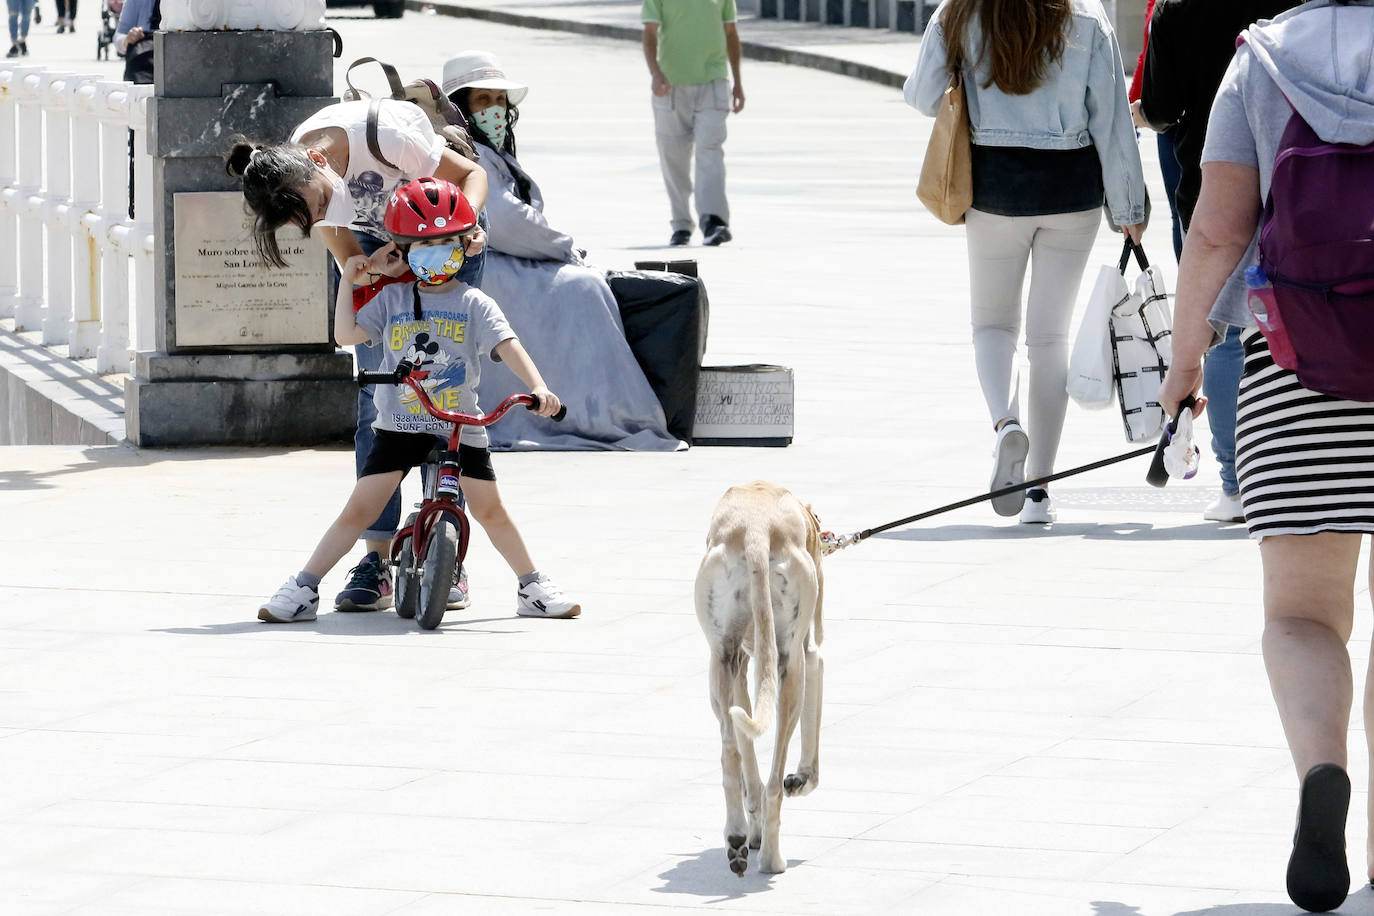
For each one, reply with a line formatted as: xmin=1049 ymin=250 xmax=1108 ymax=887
xmin=407 ymin=240 xmax=466 ymax=285
xmin=470 ymin=104 xmax=508 ymax=151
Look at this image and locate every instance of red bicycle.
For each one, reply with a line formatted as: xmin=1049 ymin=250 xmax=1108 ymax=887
xmin=357 ymin=359 xmax=565 ymax=630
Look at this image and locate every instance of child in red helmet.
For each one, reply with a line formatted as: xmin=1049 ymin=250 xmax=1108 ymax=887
xmin=257 ymin=177 xmax=581 ymax=623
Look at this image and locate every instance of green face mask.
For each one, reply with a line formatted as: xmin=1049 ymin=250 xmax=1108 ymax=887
xmin=471 ymin=104 xmax=508 ymax=150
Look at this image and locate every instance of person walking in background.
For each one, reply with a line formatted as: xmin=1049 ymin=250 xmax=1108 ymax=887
xmin=1128 ymin=0 xmax=1183 ymax=261
xmin=115 ymin=0 xmax=159 ymax=83
xmin=6 ymin=0 xmax=35 ymax=56
xmin=641 ymin=0 xmax=743 ymax=247
xmin=115 ymin=0 xmax=159 ymax=223
xmin=54 ymin=0 xmax=73 ymax=32
xmin=1138 ymin=0 xmax=1301 ymax=525
xmin=905 ymin=0 xmax=1146 ymax=524
xmin=1158 ymin=1 xmax=1374 ymax=909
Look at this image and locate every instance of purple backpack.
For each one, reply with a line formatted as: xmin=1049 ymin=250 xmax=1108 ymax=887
xmin=1255 ymin=98 xmax=1374 ymax=401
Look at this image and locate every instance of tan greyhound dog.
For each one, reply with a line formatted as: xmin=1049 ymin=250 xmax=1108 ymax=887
xmin=694 ymin=481 xmax=824 ymax=876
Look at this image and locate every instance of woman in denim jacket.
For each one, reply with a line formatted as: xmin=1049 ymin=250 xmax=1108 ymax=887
xmin=906 ymin=0 xmax=1146 ymax=524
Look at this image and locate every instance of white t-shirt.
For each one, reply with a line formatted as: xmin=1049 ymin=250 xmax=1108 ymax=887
xmin=355 ymin=281 xmax=517 ymax=447
xmin=290 ymin=99 xmax=446 ymax=242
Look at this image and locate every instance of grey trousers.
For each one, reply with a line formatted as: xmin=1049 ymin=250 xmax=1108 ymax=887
xmin=651 ymin=79 xmax=730 ymax=233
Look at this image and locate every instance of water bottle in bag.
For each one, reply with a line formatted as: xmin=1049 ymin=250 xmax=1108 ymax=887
xmin=1245 ymin=264 xmax=1298 ymax=370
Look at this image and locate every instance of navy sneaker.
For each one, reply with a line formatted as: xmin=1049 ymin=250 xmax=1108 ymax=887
xmin=447 ymin=564 xmax=470 ymax=610
xmin=334 ymin=551 xmax=394 ymax=612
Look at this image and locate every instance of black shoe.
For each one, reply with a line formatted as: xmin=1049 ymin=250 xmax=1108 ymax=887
xmin=18 ymin=40 xmax=27 ymax=55
xmin=1287 ymin=763 xmax=1350 ymax=913
xmin=57 ymin=22 xmax=65 ymax=33
xmin=4 ymin=45 xmax=17 ymax=59
xmin=701 ymin=215 xmax=732 ymax=247
xmin=668 ymin=229 xmax=691 ymax=247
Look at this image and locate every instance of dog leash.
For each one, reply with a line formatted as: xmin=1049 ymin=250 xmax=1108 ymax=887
xmin=820 ymin=398 xmax=1196 ymax=556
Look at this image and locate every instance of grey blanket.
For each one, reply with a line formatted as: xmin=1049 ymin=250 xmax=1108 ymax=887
xmin=475 ymin=147 xmax=683 ymax=451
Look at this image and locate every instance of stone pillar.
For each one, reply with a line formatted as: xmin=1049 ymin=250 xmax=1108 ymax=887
xmin=125 ymin=29 xmax=354 ymax=447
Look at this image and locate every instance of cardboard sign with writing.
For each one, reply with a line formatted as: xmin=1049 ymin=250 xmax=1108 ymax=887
xmin=693 ymin=364 xmax=794 ymax=446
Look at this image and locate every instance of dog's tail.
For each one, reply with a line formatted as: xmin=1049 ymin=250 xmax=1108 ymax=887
xmin=729 ymin=529 xmax=777 ymax=741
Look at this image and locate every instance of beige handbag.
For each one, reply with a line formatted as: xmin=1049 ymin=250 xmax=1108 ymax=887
xmin=917 ymin=72 xmax=973 ymax=225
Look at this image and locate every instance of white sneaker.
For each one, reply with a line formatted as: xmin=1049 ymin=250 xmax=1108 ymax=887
xmin=516 ymin=576 xmax=581 ymax=619
xmin=1019 ymin=487 xmax=1056 ymax=524
xmin=990 ymin=420 xmax=1029 ymax=517
xmin=1204 ymin=489 xmax=1245 ymax=523
xmin=447 ymin=565 xmax=471 ymax=610
xmin=257 ymin=577 xmax=319 ymax=623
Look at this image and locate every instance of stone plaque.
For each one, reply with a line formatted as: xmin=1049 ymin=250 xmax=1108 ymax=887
xmin=173 ymin=191 xmax=328 ymax=348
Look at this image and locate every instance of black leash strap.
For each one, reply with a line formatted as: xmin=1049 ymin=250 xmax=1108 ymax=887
xmin=850 ymin=443 xmax=1155 ymax=544
xmin=821 ymin=395 xmax=1200 ymax=554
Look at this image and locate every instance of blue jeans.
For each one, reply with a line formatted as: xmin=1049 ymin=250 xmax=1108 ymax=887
xmin=1202 ymin=325 xmax=1244 ymax=496
xmin=1157 ymin=129 xmax=1184 ymax=263
xmin=7 ymin=0 xmax=35 ymax=43
xmin=352 ymin=215 xmax=487 ymax=542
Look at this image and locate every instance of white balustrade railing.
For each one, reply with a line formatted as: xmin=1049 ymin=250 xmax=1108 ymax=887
xmin=0 ymin=63 xmax=154 ymax=375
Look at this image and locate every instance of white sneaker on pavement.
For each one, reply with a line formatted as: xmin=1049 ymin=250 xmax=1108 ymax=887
xmin=516 ymin=576 xmax=581 ymax=619
xmin=1019 ymin=487 xmax=1056 ymax=524
xmin=1204 ymin=489 xmax=1245 ymax=523
xmin=990 ymin=420 xmax=1029 ymax=517
xmin=257 ymin=577 xmax=319 ymax=623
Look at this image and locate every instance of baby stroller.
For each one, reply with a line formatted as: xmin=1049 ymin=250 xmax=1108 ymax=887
xmin=98 ymin=0 xmax=124 ymax=60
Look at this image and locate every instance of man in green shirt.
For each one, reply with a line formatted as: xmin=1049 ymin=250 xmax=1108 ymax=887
xmin=641 ymin=0 xmax=745 ymax=246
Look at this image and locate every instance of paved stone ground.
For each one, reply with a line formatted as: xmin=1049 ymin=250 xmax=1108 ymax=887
xmin=3 ymin=4 xmax=1374 ymax=915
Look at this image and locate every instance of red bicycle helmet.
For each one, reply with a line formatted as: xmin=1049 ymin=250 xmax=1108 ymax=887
xmin=383 ymin=177 xmax=477 ymax=243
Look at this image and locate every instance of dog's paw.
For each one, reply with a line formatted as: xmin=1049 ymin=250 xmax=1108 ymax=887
xmin=727 ymin=834 xmax=749 ymax=876
xmin=784 ymin=770 xmax=817 ymax=797
xmin=758 ymin=844 xmax=787 ymax=874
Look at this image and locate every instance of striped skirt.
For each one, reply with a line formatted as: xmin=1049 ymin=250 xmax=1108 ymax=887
xmin=1235 ymin=330 xmax=1374 ymax=539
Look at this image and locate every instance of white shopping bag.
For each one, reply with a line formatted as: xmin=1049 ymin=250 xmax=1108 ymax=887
xmin=1109 ymin=241 xmax=1173 ymax=442
xmin=1067 ymin=262 xmax=1127 ymax=409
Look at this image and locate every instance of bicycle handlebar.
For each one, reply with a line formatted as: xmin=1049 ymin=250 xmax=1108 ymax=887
xmin=357 ymin=369 xmax=407 ymax=387
xmin=357 ymin=363 xmax=567 ymax=424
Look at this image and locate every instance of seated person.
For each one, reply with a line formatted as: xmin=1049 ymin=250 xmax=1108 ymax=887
xmin=442 ymin=50 xmax=682 ymax=451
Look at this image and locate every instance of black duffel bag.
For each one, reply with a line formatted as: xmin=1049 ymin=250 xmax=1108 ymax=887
xmin=606 ymin=265 xmax=709 ymax=442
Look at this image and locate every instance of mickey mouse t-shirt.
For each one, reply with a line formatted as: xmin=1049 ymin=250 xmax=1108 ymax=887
xmin=355 ymin=281 xmax=517 ymax=447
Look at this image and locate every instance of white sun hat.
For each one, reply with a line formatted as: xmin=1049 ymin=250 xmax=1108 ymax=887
xmin=442 ymin=51 xmax=529 ymax=106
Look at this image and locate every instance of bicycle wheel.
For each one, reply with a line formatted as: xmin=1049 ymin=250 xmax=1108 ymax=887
xmin=394 ymin=514 xmax=419 ymax=620
xmin=417 ymin=516 xmax=458 ymax=630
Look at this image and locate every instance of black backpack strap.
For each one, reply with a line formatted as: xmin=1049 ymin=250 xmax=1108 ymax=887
xmin=366 ymin=100 xmax=400 ymax=171
xmin=413 ymin=281 xmax=423 ymax=321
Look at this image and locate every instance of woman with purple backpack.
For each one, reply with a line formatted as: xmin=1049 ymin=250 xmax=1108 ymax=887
xmin=1159 ymin=0 xmax=1374 ymax=910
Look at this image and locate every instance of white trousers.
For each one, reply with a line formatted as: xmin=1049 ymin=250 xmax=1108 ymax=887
xmin=651 ymin=79 xmax=730 ymax=232
xmin=964 ymin=207 xmax=1100 ymax=479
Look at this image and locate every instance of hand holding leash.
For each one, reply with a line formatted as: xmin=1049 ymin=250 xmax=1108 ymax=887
xmin=1146 ymin=395 xmax=1198 ymax=487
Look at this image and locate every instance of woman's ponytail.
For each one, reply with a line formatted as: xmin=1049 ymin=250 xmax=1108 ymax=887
xmin=224 ymin=141 xmax=258 ymax=179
